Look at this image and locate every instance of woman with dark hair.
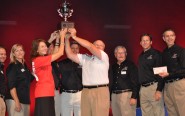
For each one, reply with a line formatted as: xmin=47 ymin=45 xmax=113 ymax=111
xmin=6 ymin=44 xmax=34 ymax=116
xmin=30 ymin=29 xmax=67 ymax=116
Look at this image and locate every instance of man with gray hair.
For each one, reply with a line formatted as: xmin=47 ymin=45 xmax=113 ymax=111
xmin=65 ymin=28 xmax=110 ymax=116
xmin=109 ymin=45 xmax=139 ymax=116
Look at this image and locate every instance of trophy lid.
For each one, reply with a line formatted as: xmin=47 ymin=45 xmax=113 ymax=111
xmin=58 ymin=0 xmax=73 ymax=21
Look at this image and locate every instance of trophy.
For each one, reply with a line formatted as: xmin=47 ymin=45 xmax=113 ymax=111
xmin=58 ymin=0 xmax=74 ymax=29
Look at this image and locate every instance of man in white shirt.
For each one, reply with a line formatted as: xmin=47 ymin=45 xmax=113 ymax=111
xmin=65 ymin=28 xmax=110 ymax=116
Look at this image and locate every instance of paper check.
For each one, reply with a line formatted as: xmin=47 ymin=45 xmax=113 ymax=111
xmin=153 ymin=66 xmax=167 ymax=74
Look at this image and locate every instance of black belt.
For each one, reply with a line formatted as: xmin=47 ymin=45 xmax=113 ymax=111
xmin=0 ymin=94 xmax=5 ymax=99
xmin=165 ymin=77 xmax=184 ymax=83
xmin=83 ymin=84 xmax=108 ymax=89
xmin=62 ymin=90 xmax=82 ymax=93
xmin=142 ymin=81 xmax=157 ymax=87
xmin=112 ymin=89 xmax=132 ymax=94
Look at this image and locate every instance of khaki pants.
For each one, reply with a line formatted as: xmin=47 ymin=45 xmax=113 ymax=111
xmin=140 ymin=83 xmax=165 ymax=116
xmin=81 ymin=87 xmax=110 ymax=116
xmin=0 ymin=97 xmax=6 ymax=116
xmin=111 ymin=92 xmax=136 ymax=116
xmin=164 ymin=78 xmax=185 ymax=116
xmin=5 ymin=99 xmax=30 ymax=116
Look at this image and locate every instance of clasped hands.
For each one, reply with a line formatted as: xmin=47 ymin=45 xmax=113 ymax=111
xmin=60 ymin=28 xmax=77 ymax=39
xmin=49 ymin=28 xmax=76 ymax=41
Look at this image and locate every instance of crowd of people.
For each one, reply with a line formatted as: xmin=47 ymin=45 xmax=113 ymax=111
xmin=0 ymin=28 xmax=185 ymax=116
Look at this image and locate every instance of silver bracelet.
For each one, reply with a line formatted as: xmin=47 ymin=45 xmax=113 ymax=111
xmin=55 ymin=43 xmax=60 ymax=46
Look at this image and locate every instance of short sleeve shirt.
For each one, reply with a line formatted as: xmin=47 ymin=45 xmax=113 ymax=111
xmin=77 ymin=50 xmax=109 ymax=85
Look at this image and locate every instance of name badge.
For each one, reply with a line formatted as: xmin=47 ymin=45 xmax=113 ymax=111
xmin=121 ymin=71 xmax=126 ymax=75
xmin=21 ymin=68 xmax=25 ymax=72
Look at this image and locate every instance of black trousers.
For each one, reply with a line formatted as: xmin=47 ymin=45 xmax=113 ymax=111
xmin=34 ymin=97 xmax=55 ymax=116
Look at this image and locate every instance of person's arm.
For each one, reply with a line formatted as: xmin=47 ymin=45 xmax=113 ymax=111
xmin=10 ymin=88 xmax=22 ymax=112
xmin=129 ymin=62 xmax=139 ymax=105
xmin=6 ymin=64 xmax=21 ymax=111
xmin=52 ymin=37 xmax=60 ymax=54
xmin=48 ymin=31 xmax=59 ymax=44
xmin=46 ymin=31 xmax=60 ymax=54
xmin=46 ymin=31 xmax=57 ymax=47
xmin=52 ymin=31 xmax=61 ymax=54
xmin=151 ymin=52 xmax=164 ymax=101
xmin=69 ymin=28 xmax=102 ymax=60
xmin=108 ymin=65 xmax=113 ymax=103
xmin=153 ymin=51 xmax=164 ymax=91
xmin=51 ymin=29 xmax=67 ymax=62
xmin=65 ymin=37 xmax=80 ymax=64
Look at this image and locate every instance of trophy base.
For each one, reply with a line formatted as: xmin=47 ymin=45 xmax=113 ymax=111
xmin=61 ymin=21 xmax=74 ymax=29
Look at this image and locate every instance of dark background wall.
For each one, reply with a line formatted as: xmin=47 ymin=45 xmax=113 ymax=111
xmin=1 ymin=0 xmax=185 ymax=115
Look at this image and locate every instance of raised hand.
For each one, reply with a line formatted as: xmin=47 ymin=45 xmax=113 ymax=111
xmin=68 ymin=28 xmax=77 ymax=38
xmin=48 ymin=30 xmax=60 ymax=43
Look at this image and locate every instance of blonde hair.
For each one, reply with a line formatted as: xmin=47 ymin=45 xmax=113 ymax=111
xmin=10 ymin=44 xmax=25 ymax=63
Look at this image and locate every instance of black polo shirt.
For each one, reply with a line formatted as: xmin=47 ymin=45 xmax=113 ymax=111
xmin=0 ymin=63 xmax=6 ymax=96
xmin=162 ymin=44 xmax=185 ymax=81
xmin=58 ymin=58 xmax=82 ymax=91
xmin=51 ymin=61 xmax=61 ymax=89
xmin=109 ymin=60 xmax=139 ymax=99
xmin=6 ymin=61 xmax=34 ymax=104
xmin=138 ymin=48 xmax=164 ymax=91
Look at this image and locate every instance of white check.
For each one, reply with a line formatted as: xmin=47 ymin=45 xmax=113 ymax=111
xmin=153 ymin=66 xmax=168 ymax=74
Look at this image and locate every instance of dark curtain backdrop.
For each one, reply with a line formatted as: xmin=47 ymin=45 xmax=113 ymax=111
xmin=1 ymin=0 xmax=185 ymax=115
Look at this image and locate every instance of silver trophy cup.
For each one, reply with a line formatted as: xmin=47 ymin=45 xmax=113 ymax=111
xmin=58 ymin=1 xmax=74 ymax=29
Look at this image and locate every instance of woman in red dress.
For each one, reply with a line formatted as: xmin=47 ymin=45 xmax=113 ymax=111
xmin=30 ymin=29 xmax=67 ymax=116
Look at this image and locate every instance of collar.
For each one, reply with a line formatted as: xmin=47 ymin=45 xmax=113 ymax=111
xmin=117 ymin=60 xmax=127 ymax=66
xmin=142 ymin=47 xmax=155 ymax=55
xmin=167 ymin=44 xmax=176 ymax=50
xmin=15 ymin=60 xmax=25 ymax=68
xmin=164 ymin=44 xmax=179 ymax=53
